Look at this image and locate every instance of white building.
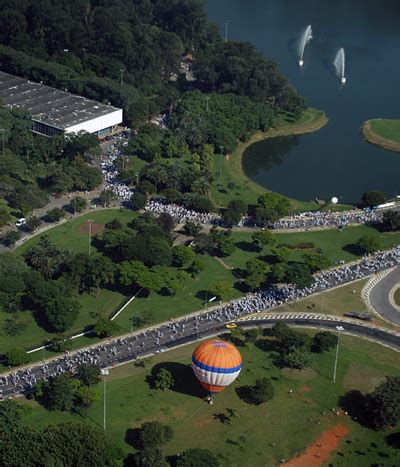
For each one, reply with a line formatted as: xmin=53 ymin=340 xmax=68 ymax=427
xmin=0 ymin=71 xmax=123 ymax=138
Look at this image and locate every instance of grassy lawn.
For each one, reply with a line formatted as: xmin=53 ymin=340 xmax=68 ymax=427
xmin=20 ymin=333 xmax=400 ymax=466
xmin=370 ymin=119 xmax=400 ymax=143
xmin=226 ymin=225 xmax=400 ymax=271
xmin=16 ymin=208 xmax=139 ymax=255
xmin=113 ymin=255 xmax=240 ymax=332
xmin=0 ymin=287 xmax=125 ymax=357
xmin=209 ymin=107 xmax=338 ymax=211
xmin=394 ymin=287 xmax=400 ymax=307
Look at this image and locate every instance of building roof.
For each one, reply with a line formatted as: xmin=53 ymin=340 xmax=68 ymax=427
xmin=0 ymin=71 xmax=120 ymax=130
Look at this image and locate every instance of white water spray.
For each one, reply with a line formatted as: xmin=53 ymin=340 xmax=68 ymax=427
xmin=298 ymin=25 xmax=313 ymax=66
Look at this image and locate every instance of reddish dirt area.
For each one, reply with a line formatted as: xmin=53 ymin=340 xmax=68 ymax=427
xmin=78 ymin=222 xmax=104 ymax=235
xmin=282 ymin=424 xmax=349 ymax=467
xmin=300 ymin=385 xmax=311 ymax=394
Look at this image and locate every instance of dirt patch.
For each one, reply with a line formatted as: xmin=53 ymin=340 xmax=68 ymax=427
xmin=78 ymin=222 xmax=104 ymax=235
xmin=342 ymin=362 xmax=384 ymax=393
xmin=299 ymin=385 xmax=311 ymax=394
xmin=282 ymin=424 xmax=349 ymax=467
xmin=282 ymin=367 xmax=317 ymax=381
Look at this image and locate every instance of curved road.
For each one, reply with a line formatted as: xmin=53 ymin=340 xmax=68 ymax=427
xmin=2 ymin=312 xmax=400 ymax=400
xmin=369 ymin=266 xmax=400 ymax=324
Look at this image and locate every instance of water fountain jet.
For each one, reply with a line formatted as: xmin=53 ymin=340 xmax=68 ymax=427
xmin=298 ymin=25 xmax=313 ymax=66
xmin=334 ymin=48 xmax=346 ymax=84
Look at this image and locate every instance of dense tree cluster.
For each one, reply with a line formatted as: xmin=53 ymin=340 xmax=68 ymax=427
xmin=0 ymin=106 xmax=101 ymax=220
xmin=193 ymin=41 xmax=305 ymax=115
xmin=171 ymin=91 xmax=274 ymax=154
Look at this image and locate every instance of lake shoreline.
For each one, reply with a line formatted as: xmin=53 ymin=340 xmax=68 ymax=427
xmin=361 ymin=119 xmax=400 ymax=153
xmin=224 ymin=108 xmax=330 ymax=210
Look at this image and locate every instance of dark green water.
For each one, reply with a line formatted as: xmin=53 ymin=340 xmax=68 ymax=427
xmin=207 ymin=1 xmax=400 ymax=203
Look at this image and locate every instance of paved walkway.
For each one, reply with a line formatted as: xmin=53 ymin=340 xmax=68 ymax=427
xmin=368 ymin=266 xmax=400 ymax=325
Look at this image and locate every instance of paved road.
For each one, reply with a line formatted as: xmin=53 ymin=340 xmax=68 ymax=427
xmin=2 ymin=311 xmax=400 ymax=400
xmin=238 ymin=313 xmax=400 ymax=351
xmin=369 ymin=266 xmax=400 ymax=324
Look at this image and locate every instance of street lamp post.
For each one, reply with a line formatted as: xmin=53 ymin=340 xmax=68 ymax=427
xmin=225 ymin=22 xmax=229 ymax=42
xmin=101 ymin=368 xmax=109 ymax=430
xmin=88 ymin=219 xmax=94 ymax=256
xmin=333 ymin=326 xmax=344 ymax=383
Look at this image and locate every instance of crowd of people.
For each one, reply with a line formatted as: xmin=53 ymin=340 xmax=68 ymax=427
xmin=2 ymin=243 xmax=400 ymax=397
xmin=100 ymin=133 xmax=133 ymax=201
xmin=145 ymin=200 xmax=220 ymax=224
xmin=267 ymin=209 xmax=383 ymax=230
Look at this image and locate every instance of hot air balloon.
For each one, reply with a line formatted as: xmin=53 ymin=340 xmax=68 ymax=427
xmin=192 ymin=340 xmax=242 ymax=400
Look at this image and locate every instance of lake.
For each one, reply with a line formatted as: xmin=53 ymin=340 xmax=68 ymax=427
xmin=207 ymin=0 xmax=400 ymax=203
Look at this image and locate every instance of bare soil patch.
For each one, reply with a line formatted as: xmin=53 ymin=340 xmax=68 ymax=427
xmin=283 ymin=424 xmax=349 ymax=467
xmin=78 ymin=222 xmax=105 ymax=235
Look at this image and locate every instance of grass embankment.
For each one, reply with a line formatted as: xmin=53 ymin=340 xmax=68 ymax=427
xmin=4 ymin=210 xmax=400 ymax=369
xmin=362 ymin=119 xmax=400 ymax=153
xmin=394 ymin=287 xmax=400 ymax=308
xmin=210 ymin=107 xmax=339 ymax=211
xmin=20 ymin=334 xmax=400 ymax=465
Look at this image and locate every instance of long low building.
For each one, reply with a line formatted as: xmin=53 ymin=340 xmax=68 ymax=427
xmin=0 ymin=71 xmax=123 ymax=137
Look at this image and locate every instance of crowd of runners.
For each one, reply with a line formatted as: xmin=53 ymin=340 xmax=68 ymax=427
xmin=2 ymin=243 xmax=400 ymax=398
xmin=97 ymin=135 xmax=391 ymax=231
xmin=145 ymin=200 xmax=220 ymax=224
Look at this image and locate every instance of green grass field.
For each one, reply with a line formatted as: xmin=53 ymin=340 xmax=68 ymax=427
xmin=20 ymin=333 xmax=400 ymax=466
xmin=16 ymin=208 xmax=139 ymax=255
xmin=226 ymin=225 xmax=400 ymax=271
xmin=370 ymin=119 xmax=400 ymax=143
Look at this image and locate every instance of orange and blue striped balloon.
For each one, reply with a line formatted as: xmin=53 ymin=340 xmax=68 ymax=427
xmin=192 ymin=340 xmax=242 ymax=394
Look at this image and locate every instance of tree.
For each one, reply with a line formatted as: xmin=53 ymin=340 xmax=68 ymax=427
xmin=251 ymin=230 xmax=276 ymax=250
xmin=43 ymin=294 xmax=80 ymax=332
xmin=172 ymin=245 xmax=196 ymax=267
xmin=86 ymin=255 xmax=115 ymax=297
xmin=382 ymin=210 xmax=400 ymax=232
xmin=361 ymin=190 xmax=385 ymax=208
xmin=137 ymin=421 xmax=174 ymax=450
xmin=271 ymin=245 xmax=291 ymax=263
xmin=176 ymin=448 xmax=220 ymax=467
xmin=240 ymin=378 xmax=275 ymax=405
xmin=0 ymin=400 xmax=24 ymax=434
xmin=244 ymin=258 xmax=269 ymax=289
xmin=154 ymin=368 xmax=174 ymax=391
xmin=76 ymin=364 xmax=101 ymax=387
xmin=36 ymin=374 xmax=77 ymax=411
xmin=46 ymin=207 xmax=65 ymax=222
xmin=187 ymin=257 xmax=204 ymax=278
xmin=183 ymin=220 xmax=202 ymax=237
xmin=312 ymin=332 xmax=337 ymax=353
xmin=302 ymin=251 xmax=330 ymax=273
xmin=4 ymin=348 xmax=28 ymax=366
xmin=285 ymin=262 xmax=313 ymax=288
xmin=3 ymin=230 xmax=22 ymax=246
xmin=216 ymin=237 xmax=236 ymax=257
xmin=356 ymin=235 xmax=382 ymax=254
xmin=130 ymin=192 xmax=147 ymax=211
xmin=25 ymin=216 xmax=42 ymax=232
xmin=42 ymin=422 xmax=123 ymax=465
xmin=70 ymin=196 xmax=87 ymax=213
xmin=281 ymin=348 xmax=313 ymax=369
xmin=366 ymin=376 xmax=400 ymax=430
xmin=93 ymin=317 xmax=118 ymax=338
xmin=210 ymin=281 xmax=234 ymax=301
xmin=105 ymin=218 xmax=123 ymax=230
xmin=256 ymin=193 xmax=291 ymax=223
xmin=99 ymin=188 xmax=116 ymax=207
xmin=75 ymin=385 xmax=100 ymax=409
